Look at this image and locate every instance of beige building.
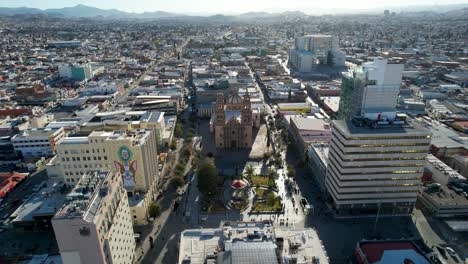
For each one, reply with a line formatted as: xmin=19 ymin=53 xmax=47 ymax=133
xmin=213 ymin=92 xmax=254 ymax=149
xmin=48 ymin=129 xmax=159 ymax=225
xmin=325 ymin=119 xmax=431 ymax=215
xmin=52 ymin=171 xmax=135 ymax=264
xmin=77 ymin=110 xmax=173 ymax=149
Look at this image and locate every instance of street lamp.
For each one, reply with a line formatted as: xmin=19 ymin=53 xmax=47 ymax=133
xmin=372 ymin=204 xmax=381 ymax=236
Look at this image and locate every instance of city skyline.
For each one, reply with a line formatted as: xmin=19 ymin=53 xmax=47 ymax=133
xmin=1 ymin=0 xmax=467 ymax=14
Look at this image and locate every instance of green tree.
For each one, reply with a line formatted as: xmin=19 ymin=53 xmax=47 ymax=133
xmin=174 ymin=162 xmax=185 ymax=176
xmin=174 ymin=123 xmax=183 ymax=138
xmin=287 ymin=164 xmax=296 ymax=178
xmin=244 ymin=164 xmax=255 ymax=180
xmin=197 ymin=158 xmax=218 ymax=195
xmin=148 ymin=202 xmax=161 ymax=218
xmin=171 ymin=176 xmax=185 ymax=188
xmin=181 ymin=144 xmax=192 ymax=161
xmin=170 ymin=140 xmax=177 ymax=150
xmin=266 ymin=168 xmax=277 ymax=184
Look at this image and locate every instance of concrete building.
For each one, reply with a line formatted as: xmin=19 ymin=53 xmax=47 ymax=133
xmin=58 ymin=63 xmax=93 ymax=81
xmin=12 ymin=127 xmax=65 ymax=158
xmin=52 ymin=171 xmax=135 ymax=264
xmin=289 ymin=117 xmax=331 ymax=157
xmin=326 ymin=59 xmax=432 ymax=216
xmin=214 ymin=92 xmax=254 ymax=149
xmin=289 ymin=34 xmax=345 ymax=72
xmin=47 ymin=40 xmax=82 ymax=48
xmin=77 ymin=110 xmax=173 ymax=149
xmin=49 ymin=129 xmax=159 ymax=225
xmin=325 ymin=118 xmax=431 ymax=215
xmin=338 ymin=58 xmax=404 ymax=121
xmin=178 ymin=222 xmax=329 ymax=264
xmin=355 ymin=240 xmax=431 ymax=264
xmin=417 ymin=154 xmax=468 ymax=218
xmin=306 ymin=143 xmax=329 ymax=192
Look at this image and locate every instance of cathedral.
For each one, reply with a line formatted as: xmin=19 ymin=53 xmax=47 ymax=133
xmin=213 ymin=91 xmax=253 ymax=149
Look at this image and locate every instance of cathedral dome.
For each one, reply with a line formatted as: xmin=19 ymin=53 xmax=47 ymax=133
xmin=227 ymin=94 xmax=242 ymax=104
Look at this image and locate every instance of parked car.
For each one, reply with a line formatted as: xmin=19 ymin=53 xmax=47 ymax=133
xmin=445 ymin=247 xmax=457 ymax=257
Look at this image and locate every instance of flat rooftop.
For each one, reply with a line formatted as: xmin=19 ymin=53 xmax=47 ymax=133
xmin=179 ymin=222 xmax=328 ymax=264
xmin=291 ymin=116 xmax=330 ymax=131
xmin=414 ymin=117 xmax=468 ymax=149
xmin=310 ymin=143 xmax=329 ymax=166
xmin=11 ymin=187 xmax=66 ymax=224
xmin=357 ymin=240 xmax=430 ymax=264
xmin=333 ymin=118 xmax=430 ymax=136
xmin=54 ymin=171 xmax=110 ymax=222
xmin=13 ymin=128 xmax=61 ymax=139
xmin=422 ymin=184 xmax=468 ymax=208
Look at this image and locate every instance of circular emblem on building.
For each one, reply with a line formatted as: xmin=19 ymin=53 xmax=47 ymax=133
xmin=118 ymin=146 xmax=133 ymax=162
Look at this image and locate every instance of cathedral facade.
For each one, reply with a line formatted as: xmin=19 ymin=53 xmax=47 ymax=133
xmin=214 ymin=92 xmax=253 ymax=149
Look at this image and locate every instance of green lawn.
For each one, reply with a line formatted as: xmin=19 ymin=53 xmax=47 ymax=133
xmin=252 ymin=197 xmax=283 ymax=212
xmin=254 ymin=187 xmax=274 ymax=198
xmin=251 ymin=175 xmax=273 ymax=187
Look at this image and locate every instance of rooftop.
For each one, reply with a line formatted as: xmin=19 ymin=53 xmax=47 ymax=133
xmin=309 ymin=143 xmax=330 ymax=166
xmin=414 ymin=117 xmax=468 ymax=149
xmin=179 ymin=222 xmax=328 ymax=264
xmin=106 ymin=129 xmax=152 ymax=146
xmin=11 ymin=186 xmax=66 ymax=224
xmin=333 ymin=117 xmax=430 ymax=136
xmin=291 ymin=116 xmax=330 ymax=131
xmin=54 ymin=171 xmax=111 ymax=222
xmin=356 ymin=240 xmax=430 ymax=264
xmin=13 ymin=127 xmax=62 ymax=139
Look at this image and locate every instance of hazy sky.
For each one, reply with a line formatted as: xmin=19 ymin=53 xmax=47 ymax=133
xmin=2 ymin=0 xmax=467 ymax=14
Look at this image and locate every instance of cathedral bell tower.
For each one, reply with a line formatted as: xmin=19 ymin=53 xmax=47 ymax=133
xmin=215 ymin=93 xmax=225 ymax=126
xmin=241 ymin=93 xmax=252 ymax=126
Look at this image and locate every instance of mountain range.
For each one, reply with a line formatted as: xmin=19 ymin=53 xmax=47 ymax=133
xmin=0 ymin=4 xmax=466 ymax=20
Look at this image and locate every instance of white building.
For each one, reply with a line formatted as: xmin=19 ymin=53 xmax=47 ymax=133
xmin=58 ymin=63 xmax=93 ymax=81
xmin=338 ymin=58 xmax=404 ymax=121
xmin=289 ymin=34 xmax=345 ymax=72
xmin=52 ymin=171 xmax=135 ymax=264
xmin=179 ymin=222 xmax=329 ymax=264
xmin=12 ymin=127 xmax=65 ymax=158
xmin=80 ymin=81 xmax=120 ymax=96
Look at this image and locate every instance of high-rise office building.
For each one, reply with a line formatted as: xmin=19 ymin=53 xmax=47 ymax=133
xmin=326 ymin=58 xmax=431 ymax=216
xmin=58 ymin=63 xmax=93 ymax=81
xmin=52 ymin=171 xmax=135 ymax=264
xmin=338 ymin=58 xmax=404 ymax=120
xmin=326 ymin=119 xmax=431 ymax=215
xmin=289 ymin=34 xmax=346 ymax=72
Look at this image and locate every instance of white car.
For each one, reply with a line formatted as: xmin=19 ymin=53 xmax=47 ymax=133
xmin=445 ymin=247 xmax=456 ymax=257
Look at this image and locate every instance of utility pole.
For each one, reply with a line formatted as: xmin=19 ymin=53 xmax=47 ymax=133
xmin=372 ymin=204 xmax=381 ymax=236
